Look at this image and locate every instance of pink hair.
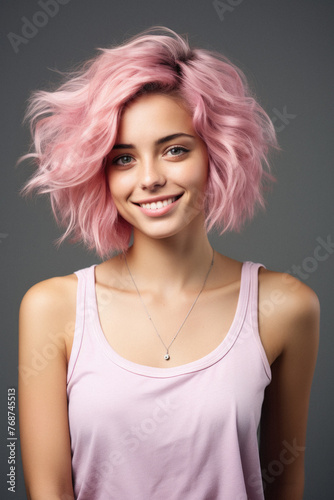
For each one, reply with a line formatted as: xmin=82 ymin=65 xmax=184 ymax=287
xmin=19 ymin=27 xmax=278 ymax=258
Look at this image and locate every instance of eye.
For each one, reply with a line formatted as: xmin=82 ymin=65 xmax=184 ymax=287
xmin=112 ymin=155 xmax=134 ymax=166
xmin=165 ymin=146 xmax=190 ymax=158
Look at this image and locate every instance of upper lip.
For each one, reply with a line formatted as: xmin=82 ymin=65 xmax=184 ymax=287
xmin=132 ymin=194 xmax=183 ymax=205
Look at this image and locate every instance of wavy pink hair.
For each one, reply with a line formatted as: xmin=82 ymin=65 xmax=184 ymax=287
xmin=19 ymin=27 xmax=278 ymax=258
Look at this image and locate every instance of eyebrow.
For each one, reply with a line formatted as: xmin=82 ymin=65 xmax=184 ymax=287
xmin=112 ymin=133 xmax=195 ymax=150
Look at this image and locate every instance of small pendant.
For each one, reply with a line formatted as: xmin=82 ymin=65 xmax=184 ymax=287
xmin=164 ymin=354 xmax=170 ymax=360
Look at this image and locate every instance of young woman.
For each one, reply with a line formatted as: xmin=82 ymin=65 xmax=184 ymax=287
xmin=18 ymin=27 xmax=320 ymax=500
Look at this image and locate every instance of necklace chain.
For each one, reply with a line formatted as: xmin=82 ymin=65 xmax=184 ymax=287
xmin=123 ymin=248 xmax=215 ymax=360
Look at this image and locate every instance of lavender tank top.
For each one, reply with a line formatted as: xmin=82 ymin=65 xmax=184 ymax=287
xmin=67 ymin=261 xmax=271 ymax=499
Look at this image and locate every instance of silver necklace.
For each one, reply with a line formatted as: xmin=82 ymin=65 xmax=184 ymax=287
xmin=123 ymin=248 xmax=215 ymax=361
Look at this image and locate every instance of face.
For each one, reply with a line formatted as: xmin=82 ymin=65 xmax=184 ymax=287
xmin=106 ymin=93 xmax=209 ymax=241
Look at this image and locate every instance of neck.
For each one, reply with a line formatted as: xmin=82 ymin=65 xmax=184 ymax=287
xmin=124 ymin=228 xmax=213 ymax=295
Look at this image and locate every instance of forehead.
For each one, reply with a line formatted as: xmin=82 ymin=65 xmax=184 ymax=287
xmin=116 ymin=93 xmax=194 ymax=141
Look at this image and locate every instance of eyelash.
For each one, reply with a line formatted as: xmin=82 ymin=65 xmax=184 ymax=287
xmin=165 ymin=145 xmax=190 ymax=157
xmin=111 ymin=146 xmax=190 ymax=166
xmin=112 ymin=155 xmax=133 ymax=166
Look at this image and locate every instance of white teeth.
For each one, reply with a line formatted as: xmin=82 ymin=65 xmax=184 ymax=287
xmin=140 ymin=197 xmax=177 ymax=210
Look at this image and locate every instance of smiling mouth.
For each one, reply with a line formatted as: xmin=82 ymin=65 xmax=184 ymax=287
xmin=134 ymin=194 xmax=183 ymax=210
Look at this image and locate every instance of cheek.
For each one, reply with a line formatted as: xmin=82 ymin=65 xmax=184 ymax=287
xmin=195 ymin=157 xmax=209 ymax=203
xmin=107 ymin=171 xmax=131 ymax=202
xmin=190 ymin=157 xmax=209 ymax=192
xmin=182 ymin=162 xmax=208 ymax=213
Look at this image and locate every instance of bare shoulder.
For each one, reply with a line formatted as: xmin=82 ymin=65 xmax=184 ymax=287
xmin=19 ymin=274 xmax=77 ymax=497
xmin=20 ymin=272 xmax=78 ymax=317
xmin=19 ymin=273 xmax=78 ymax=360
xmin=258 ymin=267 xmax=320 ymax=321
xmin=259 ymin=269 xmax=320 ymax=494
xmin=257 ymin=268 xmax=320 ymax=364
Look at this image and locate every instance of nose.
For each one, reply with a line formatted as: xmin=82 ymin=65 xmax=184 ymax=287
xmin=139 ymin=157 xmax=166 ymax=190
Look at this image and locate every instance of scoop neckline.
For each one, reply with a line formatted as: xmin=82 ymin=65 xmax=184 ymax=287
xmin=89 ymin=261 xmax=250 ymax=378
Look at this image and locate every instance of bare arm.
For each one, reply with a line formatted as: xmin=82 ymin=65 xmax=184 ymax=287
xmin=259 ymin=272 xmax=320 ymax=499
xmin=18 ymin=278 xmax=76 ymax=500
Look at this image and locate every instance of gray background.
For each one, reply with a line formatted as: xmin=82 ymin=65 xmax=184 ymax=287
xmin=1 ymin=0 xmax=333 ymax=498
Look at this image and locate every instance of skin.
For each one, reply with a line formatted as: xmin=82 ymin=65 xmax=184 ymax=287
xmin=18 ymin=94 xmax=320 ymax=499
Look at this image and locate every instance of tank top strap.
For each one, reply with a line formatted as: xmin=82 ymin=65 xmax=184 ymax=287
xmin=242 ymin=261 xmax=265 ymax=329
xmin=242 ymin=261 xmax=271 ymax=379
xmin=67 ymin=265 xmax=96 ymax=385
